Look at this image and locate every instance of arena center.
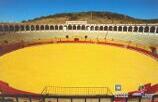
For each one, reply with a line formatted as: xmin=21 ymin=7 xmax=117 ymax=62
xmin=0 ymin=21 xmax=158 ymax=102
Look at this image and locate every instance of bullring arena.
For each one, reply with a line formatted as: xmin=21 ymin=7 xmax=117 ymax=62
xmin=0 ymin=21 xmax=158 ymax=102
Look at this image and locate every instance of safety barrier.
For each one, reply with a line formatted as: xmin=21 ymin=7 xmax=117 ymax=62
xmin=0 ymin=38 xmax=157 ymax=60
xmin=0 ymin=94 xmax=158 ymax=102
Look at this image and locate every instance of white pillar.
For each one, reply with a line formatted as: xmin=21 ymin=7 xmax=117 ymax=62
xmin=127 ymin=26 xmax=129 ymax=32
xmin=49 ymin=25 xmax=50 ymax=30
xmin=98 ymin=26 xmax=100 ymax=31
xmin=142 ymin=26 xmax=145 ymax=33
xmin=132 ymin=26 xmax=134 ymax=32
xmin=33 ymin=25 xmax=36 ymax=31
xmin=122 ymin=26 xmax=123 ymax=32
xmin=107 ymin=26 xmax=109 ymax=31
xmin=58 ymin=25 xmax=60 ymax=31
xmin=155 ymin=26 xmax=157 ymax=33
xmin=29 ymin=25 xmax=31 ymax=32
xmin=116 ymin=26 xmax=118 ymax=31
xmin=149 ymin=26 xmax=151 ymax=33
xmin=75 ymin=25 xmax=77 ymax=30
xmin=112 ymin=26 xmax=114 ymax=31
xmin=23 ymin=25 xmax=25 ymax=32
xmin=44 ymin=25 xmax=46 ymax=30
xmin=63 ymin=26 xmax=67 ymax=31
xmin=22 ymin=25 xmax=25 ymax=31
xmin=88 ymin=26 xmax=90 ymax=31
xmin=94 ymin=26 xmax=95 ymax=31
xmin=118 ymin=26 xmax=121 ymax=32
xmin=137 ymin=26 xmax=139 ymax=32
xmin=24 ymin=25 xmax=27 ymax=32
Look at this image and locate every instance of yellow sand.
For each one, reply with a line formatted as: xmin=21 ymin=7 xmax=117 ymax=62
xmin=0 ymin=43 xmax=158 ymax=94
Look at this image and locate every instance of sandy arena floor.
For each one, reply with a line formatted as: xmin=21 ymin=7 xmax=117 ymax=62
xmin=0 ymin=43 xmax=158 ymax=94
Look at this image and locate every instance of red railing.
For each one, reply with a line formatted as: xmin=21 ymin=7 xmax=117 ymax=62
xmin=0 ymin=38 xmax=157 ymax=60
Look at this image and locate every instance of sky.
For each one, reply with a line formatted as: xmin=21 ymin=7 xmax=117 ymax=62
xmin=0 ymin=0 xmax=158 ymax=22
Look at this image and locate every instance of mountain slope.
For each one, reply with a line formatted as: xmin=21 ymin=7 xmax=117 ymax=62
xmin=23 ymin=11 xmax=158 ymax=24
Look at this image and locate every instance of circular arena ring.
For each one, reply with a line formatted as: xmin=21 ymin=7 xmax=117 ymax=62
xmin=0 ymin=38 xmax=158 ymax=88
xmin=0 ymin=38 xmax=158 ymax=102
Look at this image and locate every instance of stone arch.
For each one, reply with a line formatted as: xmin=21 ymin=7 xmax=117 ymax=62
xmin=15 ymin=25 xmax=20 ymax=31
xmin=128 ymin=26 xmax=132 ymax=32
xmin=109 ymin=26 xmax=113 ymax=31
xmin=77 ymin=25 xmax=81 ymax=30
xmin=150 ymin=26 xmax=155 ymax=33
xmin=31 ymin=25 xmax=35 ymax=31
xmin=59 ymin=25 xmax=63 ymax=30
xmin=134 ymin=26 xmax=138 ymax=32
xmin=118 ymin=26 xmax=122 ymax=31
xmin=104 ymin=26 xmax=108 ymax=31
xmin=45 ymin=25 xmax=49 ymax=30
xmin=20 ymin=25 xmax=25 ymax=31
xmin=81 ymin=25 xmax=86 ymax=30
xmin=114 ymin=26 xmax=117 ymax=31
xmin=95 ymin=26 xmax=99 ymax=31
xmin=139 ymin=26 xmax=144 ymax=32
xmin=40 ymin=25 xmax=44 ymax=30
xmin=156 ymin=27 xmax=158 ymax=33
xmin=68 ymin=25 xmax=72 ymax=30
xmin=0 ymin=25 xmax=3 ymax=31
xmin=73 ymin=25 xmax=76 ymax=30
xmin=90 ymin=26 xmax=94 ymax=30
xmin=100 ymin=26 xmax=104 ymax=31
xmin=50 ymin=25 xmax=54 ymax=30
xmin=123 ymin=26 xmax=127 ymax=32
xmin=26 ymin=25 xmax=30 ymax=31
xmin=9 ymin=25 xmax=14 ymax=31
xmin=36 ymin=25 xmax=40 ymax=30
xmin=144 ymin=26 xmax=149 ymax=33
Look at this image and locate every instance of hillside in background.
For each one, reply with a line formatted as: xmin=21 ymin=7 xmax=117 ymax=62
xmin=23 ymin=11 xmax=158 ymax=24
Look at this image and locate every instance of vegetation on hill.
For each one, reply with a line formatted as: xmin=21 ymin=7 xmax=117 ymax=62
xmin=22 ymin=11 xmax=158 ymax=24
